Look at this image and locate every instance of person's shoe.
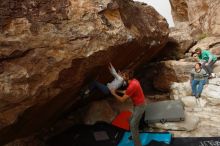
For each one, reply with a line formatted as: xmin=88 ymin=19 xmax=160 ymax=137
xmin=195 ymin=94 xmax=201 ymax=98
xmin=208 ymin=73 xmax=216 ymax=79
xmin=211 ymin=73 xmax=216 ymax=78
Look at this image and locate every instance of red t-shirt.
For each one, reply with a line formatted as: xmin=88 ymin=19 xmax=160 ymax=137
xmin=125 ymin=79 xmax=145 ymax=106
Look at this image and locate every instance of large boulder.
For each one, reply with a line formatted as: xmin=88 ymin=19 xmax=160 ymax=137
xmin=170 ymin=78 xmax=220 ymax=137
xmin=156 ymin=27 xmax=195 ymax=60
xmin=202 ymin=78 xmax=220 ymax=105
xmin=181 ymin=96 xmax=207 ymax=108
xmin=170 ymin=0 xmax=220 ymax=36
xmin=170 ymin=81 xmax=192 ymax=100
xmin=170 ymin=78 xmax=220 ymax=101
xmin=214 ymin=63 xmax=220 ymax=74
xmin=189 ymin=37 xmax=220 ymax=56
xmin=83 ymin=100 xmax=116 ymax=125
xmin=0 ymin=0 xmax=169 ymax=144
xmin=169 ymin=63 xmax=220 ymax=100
xmin=171 ymin=104 xmax=220 ymax=137
xmin=153 ymin=61 xmax=194 ymax=92
xmin=181 ymin=96 xmax=198 ymax=108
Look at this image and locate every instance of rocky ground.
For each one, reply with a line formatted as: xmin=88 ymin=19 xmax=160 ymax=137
xmin=144 ymin=27 xmax=220 ymax=137
xmin=166 ymin=71 xmax=220 ymax=137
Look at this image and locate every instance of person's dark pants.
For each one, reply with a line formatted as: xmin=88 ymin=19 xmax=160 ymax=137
xmin=89 ymin=81 xmax=110 ymax=95
xmin=202 ymin=60 xmax=217 ymax=75
xmin=191 ymin=79 xmax=206 ymax=98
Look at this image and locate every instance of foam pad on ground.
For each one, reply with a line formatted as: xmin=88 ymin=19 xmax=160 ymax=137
xmin=118 ymin=132 xmax=172 ymax=146
xmin=112 ymin=111 xmax=132 ymax=130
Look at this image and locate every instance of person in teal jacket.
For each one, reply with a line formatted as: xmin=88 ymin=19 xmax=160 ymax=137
xmin=194 ymin=48 xmax=217 ymax=78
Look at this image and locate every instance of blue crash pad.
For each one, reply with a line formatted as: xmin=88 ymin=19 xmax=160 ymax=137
xmin=118 ymin=132 xmax=172 ymax=146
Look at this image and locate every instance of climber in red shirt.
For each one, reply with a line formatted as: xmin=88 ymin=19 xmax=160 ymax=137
xmin=110 ymin=70 xmax=146 ymax=146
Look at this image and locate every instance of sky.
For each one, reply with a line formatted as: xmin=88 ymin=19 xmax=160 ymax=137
xmin=134 ymin=0 xmax=174 ymax=27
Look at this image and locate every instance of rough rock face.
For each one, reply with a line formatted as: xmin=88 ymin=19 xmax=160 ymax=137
xmin=168 ymin=28 xmax=195 ymax=59
xmin=156 ymin=27 xmax=195 ymax=60
xmin=153 ymin=61 xmax=194 ymax=92
xmin=83 ymin=100 xmax=116 ymax=125
xmin=150 ymin=63 xmax=220 ymax=136
xmin=140 ymin=60 xmax=220 ymax=135
xmin=149 ymin=1 xmax=220 ymax=136
xmin=4 ymin=137 xmax=45 ymax=146
xmin=189 ymin=37 xmax=220 ymax=57
xmin=171 ymin=77 xmax=220 ymax=101
xmin=152 ymin=58 xmax=219 ymax=93
xmin=167 ymin=77 xmax=220 ymax=137
xmin=170 ymin=0 xmax=220 ymax=36
xmin=134 ymin=61 xmax=194 ymax=94
xmin=0 ymin=0 xmax=169 ymax=144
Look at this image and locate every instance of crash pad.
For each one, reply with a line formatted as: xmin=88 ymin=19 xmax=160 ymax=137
xmin=145 ymin=100 xmax=185 ymax=124
xmin=118 ymin=132 xmax=172 ymax=146
xmin=112 ymin=111 xmax=132 ymax=130
xmin=147 ymin=137 xmax=220 ymax=146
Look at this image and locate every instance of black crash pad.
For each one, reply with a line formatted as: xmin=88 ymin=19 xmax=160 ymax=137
xmin=145 ymin=100 xmax=185 ymax=124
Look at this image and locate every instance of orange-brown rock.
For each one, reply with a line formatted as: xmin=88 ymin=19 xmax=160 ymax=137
xmin=0 ymin=0 xmax=169 ymax=144
xmin=156 ymin=27 xmax=195 ymax=60
xmin=170 ymin=0 xmax=220 ymax=36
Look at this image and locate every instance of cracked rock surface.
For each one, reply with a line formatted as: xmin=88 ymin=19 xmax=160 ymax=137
xmin=0 ymin=0 xmax=169 ymax=145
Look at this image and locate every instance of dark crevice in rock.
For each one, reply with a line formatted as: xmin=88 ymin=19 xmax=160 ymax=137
xmin=0 ymin=0 xmax=169 ymax=145
xmin=0 ymin=49 xmax=34 ymax=63
xmin=209 ymin=42 xmax=220 ymax=48
xmin=136 ymin=64 xmax=169 ymax=95
xmin=186 ymin=40 xmax=197 ymax=53
xmin=68 ymin=36 xmax=90 ymax=42
xmin=152 ymin=41 xmax=180 ymax=61
xmin=98 ymin=9 xmax=113 ymax=28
